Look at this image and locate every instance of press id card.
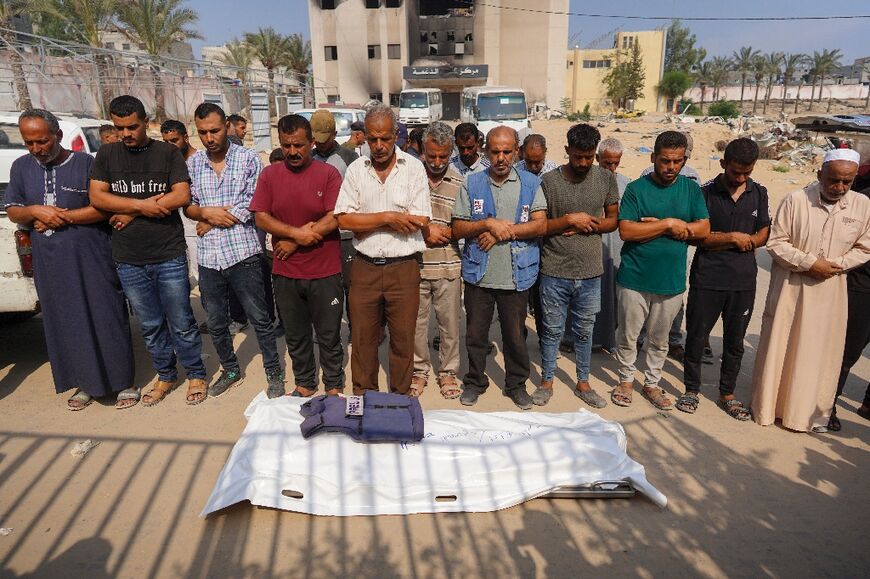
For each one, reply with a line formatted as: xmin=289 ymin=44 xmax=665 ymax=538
xmin=345 ymin=395 xmax=364 ymax=416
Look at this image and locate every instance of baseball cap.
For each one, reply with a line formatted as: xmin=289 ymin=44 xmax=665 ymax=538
xmin=310 ymin=110 xmax=336 ymax=143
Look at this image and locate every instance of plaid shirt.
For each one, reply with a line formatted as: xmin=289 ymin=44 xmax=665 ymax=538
xmin=188 ymin=143 xmax=264 ymax=270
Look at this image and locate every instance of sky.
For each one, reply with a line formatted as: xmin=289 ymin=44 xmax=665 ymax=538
xmin=186 ymin=0 xmax=868 ymax=63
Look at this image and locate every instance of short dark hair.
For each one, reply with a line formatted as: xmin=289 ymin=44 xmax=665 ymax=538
xmin=227 ymin=113 xmax=247 ymax=125
xmin=409 ymin=127 xmax=424 ymax=148
xmin=194 ymin=102 xmax=226 ymax=122
xmin=723 ymin=137 xmax=759 ymax=165
xmin=454 ymin=122 xmax=478 ymax=142
xmin=160 ymin=119 xmax=187 ymax=135
xmin=566 ymin=123 xmax=601 ymax=151
xmin=99 ymin=124 xmax=116 ymax=136
xmin=269 ymin=147 xmax=285 ymax=163
xmin=654 ymin=130 xmax=688 ymax=155
xmin=523 ymin=134 xmax=547 ymax=150
xmin=277 ymin=114 xmax=313 ymax=140
xmin=109 ymin=95 xmax=146 ymax=120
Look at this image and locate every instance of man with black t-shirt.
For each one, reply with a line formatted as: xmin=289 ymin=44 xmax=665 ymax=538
xmin=90 ymin=95 xmax=207 ymax=407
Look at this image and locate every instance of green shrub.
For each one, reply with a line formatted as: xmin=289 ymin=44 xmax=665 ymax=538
xmin=771 ymin=164 xmax=790 ymax=173
xmin=680 ymin=98 xmax=701 ymax=116
xmin=708 ymin=100 xmax=740 ymax=119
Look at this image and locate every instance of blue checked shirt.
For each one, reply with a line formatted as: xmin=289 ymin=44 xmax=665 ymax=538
xmin=188 ymin=143 xmax=264 ymax=270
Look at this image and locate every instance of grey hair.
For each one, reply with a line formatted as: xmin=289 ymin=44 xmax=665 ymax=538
xmin=19 ymin=109 xmax=60 ymax=133
xmin=365 ymin=103 xmax=397 ymax=131
xmin=423 ymin=121 xmax=454 ymax=148
xmin=486 ymin=126 xmax=519 ymax=148
xmin=523 ymin=134 xmax=547 ymax=150
xmin=598 ymin=137 xmax=624 ymax=155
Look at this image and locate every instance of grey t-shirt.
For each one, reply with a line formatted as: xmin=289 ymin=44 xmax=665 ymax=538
xmin=453 ymin=168 xmax=547 ymax=290
xmin=540 ymin=166 xmax=619 ymax=280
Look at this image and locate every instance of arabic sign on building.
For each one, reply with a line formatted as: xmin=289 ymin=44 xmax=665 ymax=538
xmin=403 ymin=65 xmax=489 ymax=80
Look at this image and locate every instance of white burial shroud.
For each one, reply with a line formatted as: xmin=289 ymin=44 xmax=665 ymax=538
xmin=201 ymin=394 xmax=667 ymax=517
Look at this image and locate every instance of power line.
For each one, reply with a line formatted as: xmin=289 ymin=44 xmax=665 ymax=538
xmin=475 ymin=3 xmax=870 ymax=22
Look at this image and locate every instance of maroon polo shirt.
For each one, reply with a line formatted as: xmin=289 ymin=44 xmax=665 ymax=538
xmin=250 ymin=159 xmax=342 ymax=279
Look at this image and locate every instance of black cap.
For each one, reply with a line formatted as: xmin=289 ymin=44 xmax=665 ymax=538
xmin=350 ymin=121 xmax=365 ymax=132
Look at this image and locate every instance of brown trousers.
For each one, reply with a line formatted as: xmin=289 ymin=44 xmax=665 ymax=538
xmin=349 ymin=257 xmax=421 ymax=394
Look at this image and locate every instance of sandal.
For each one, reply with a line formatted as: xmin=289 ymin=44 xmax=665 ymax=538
xmin=437 ymin=375 xmax=462 ymax=400
xmin=186 ymin=378 xmax=207 ymax=406
xmin=115 ymin=387 xmax=140 ymax=410
xmin=675 ymin=392 xmax=700 ymax=414
xmin=611 ymin=382 xmax=634 ymax=407
xmin=641 ymin=386 xmax=673 ymax=411
xmin=67 ymin=389 xmax=93 ymax=411
xmin=142 ymin=380 xmax=175 ymax=407
xmin=719 ymin=398 xmax=750 ymax=421
xmin=409 ymin=376 xmax=427 ymax=398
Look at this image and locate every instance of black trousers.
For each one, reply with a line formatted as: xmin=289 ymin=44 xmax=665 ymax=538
xmin=835 ymin=287 xmax=870 ymax=408
xmin=229 ymin=254 xmax=276 ymax=324
xmin=273 ymin=273 xmax=345 ymax=390
xmin=463 ymin=283 xmax=530 ymax=394
xmin=684 ymin=287 xmax=755 ymax=396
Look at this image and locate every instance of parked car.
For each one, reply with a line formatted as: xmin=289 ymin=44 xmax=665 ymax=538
xmin=294 ymin=108 xmax=366 ymax=145
xmin=0 ymin=114 xmax=108 ymax=321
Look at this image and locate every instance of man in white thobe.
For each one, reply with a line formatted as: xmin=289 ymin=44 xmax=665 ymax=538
xmin=751 ymin=149 xmax=870 ymax=432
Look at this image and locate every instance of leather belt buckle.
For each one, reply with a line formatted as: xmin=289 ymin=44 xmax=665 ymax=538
xmin=372 ymin=257 xmax=387 ymax=265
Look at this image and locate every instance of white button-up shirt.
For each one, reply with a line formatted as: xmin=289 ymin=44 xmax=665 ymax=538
xmin=334 ymin=147 xmax=432 ymax=258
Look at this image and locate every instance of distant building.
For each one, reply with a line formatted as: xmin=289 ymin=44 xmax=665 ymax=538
xmin=564 ymin=30 xmax=667 ymax=115
xmin=308 ymin=0 xmax=568 ymax=119
xmin=100 ymin=25 xmax=194 ymax=74
xmin=832 ymin=56 xmax=870 ymax=85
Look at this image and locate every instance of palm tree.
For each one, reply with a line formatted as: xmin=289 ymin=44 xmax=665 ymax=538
xmin=244 ymin=27 xmax=291 ymax=119
xmin=218 ymin=38 xmax=254 ymax=113
xmin=0 ymin=0 xmax=44 ymax=110
xmin=751 ymin=55 xmax=766 ymax=113
xmin=815 ymin=48 xmax=843 ymax=109
xmin=781 ymin=53 xmax=808 ymax=113
xmin=695 ymin=60 xmax=711 ymax=114
xmin=709 ymin=56 xmax=731 ymax=102
xmin=117 ymin=0 xmax=202 ymax=121
xmin=732 ymin=46 xmax=760 ymax=107
xmin=762 ymin=52 xmax=783 ymax=115
xmin=282 ymin=32 xmax=311 ymax=100
xmin=39 ymin=0 xmax=121 ymax=117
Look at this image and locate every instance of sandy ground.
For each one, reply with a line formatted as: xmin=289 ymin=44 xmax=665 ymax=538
xmin=1 ymin=116 xmax=869 ymax=578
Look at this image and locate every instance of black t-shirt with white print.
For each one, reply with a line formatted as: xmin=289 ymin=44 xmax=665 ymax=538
xmin=90 ymin=139 xmax=190 ymax=265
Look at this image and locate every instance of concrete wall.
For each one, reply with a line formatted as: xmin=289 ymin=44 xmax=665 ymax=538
xmin=686 ymin=83 xmax=870 ymax=103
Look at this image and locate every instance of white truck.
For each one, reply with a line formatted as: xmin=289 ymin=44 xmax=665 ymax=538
xmin=0 ymin=113 xmax=106 ymax=321
xmin=460 ymin=86 xmax=531 ymax=142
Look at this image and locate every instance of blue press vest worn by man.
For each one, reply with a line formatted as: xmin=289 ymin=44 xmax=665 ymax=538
xmin=461 ymin=169 xmax=541 ymax=292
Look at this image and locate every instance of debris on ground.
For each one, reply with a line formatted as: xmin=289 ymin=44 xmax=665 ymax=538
xmin=70 ymin=440 xmax=100 ymax=458
xmin=0 ymin=528 xmax=13 ymax=536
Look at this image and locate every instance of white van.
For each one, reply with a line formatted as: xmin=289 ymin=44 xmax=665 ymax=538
xmin=398 ymin=89 xmax=443 ymax=126
xmin=460 ymin=86 xmax=531 ymax=141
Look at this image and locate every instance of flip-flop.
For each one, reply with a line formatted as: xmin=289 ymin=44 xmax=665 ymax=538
xmin=67 ymin=389 xmax=93 ymax=411
xmin=115 ymin=387 xmax=140 ymax=410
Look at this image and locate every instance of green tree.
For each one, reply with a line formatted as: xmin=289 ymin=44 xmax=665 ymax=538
xmin=36 ymin=0 xmax=121 ymax=117
xmin=780 ymin=53 xmax=808 ymax=113
xmin=603 ymin=42 xmax=646 ymax=110
xmin=657 ymin=70 xmax=692 ymax=113
xmin=664 ymin=19 xmax=702 ymax=73
xmin=244 ymin=27 xmax=291 ymax=119
xmin=751 ymin=55 xmax=766 ymax=113
xmin=814 ymin=48 xmax=842 ymax=109
xmin=0 ymin=0 xmax=44 ymax=110
xmin=117 ymin=0 xmax=202 ymax=121
xmin=732 ymin=46 xmax=761 ymax=105
xmin=219 ymin=38 xmax=254 ymax=113
xmin=762 ymin=52 xmax=783 ymax=115
xmin=694 ymin=60 xmax=711 ymax=114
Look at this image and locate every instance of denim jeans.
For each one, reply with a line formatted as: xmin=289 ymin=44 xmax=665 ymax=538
xmin=539 ymin=274 xmax=601 ymax=382
xmin=199 ymin=255 xmax=280 ymax=374
xmin=117 ymin=253 xmax=205 ymax=381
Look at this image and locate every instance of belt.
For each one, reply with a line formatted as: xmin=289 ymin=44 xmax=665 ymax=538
xmin=355 ymin=252 xmax=420 ymax=266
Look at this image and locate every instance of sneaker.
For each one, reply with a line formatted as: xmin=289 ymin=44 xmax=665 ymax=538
xmin=668 ymin=344 xmax=685 ymax=362
xmin=460 ymin=387 xmax=481 ymax=406
xmin=506 ymin=388 xmax=533 ymax=410
xmin=702 ymin=346 xmax=715 ymax=365
xmin=208 ymin=369 xmax=243 ymax=397
xmin=266 ymin=368 xmax=285 ymax=399
xmin=229 ymin=320 xmax=249 ymax=336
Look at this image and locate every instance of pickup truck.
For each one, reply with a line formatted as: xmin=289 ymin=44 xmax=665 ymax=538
xmin=0 ymin=113 xmax=106 ymax=321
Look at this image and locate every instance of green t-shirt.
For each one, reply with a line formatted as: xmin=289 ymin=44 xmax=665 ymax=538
xmin=616 ymin=174 xmax=709 ymax=295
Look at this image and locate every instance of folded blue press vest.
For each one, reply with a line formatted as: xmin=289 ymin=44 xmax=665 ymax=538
xmin=299 ymin=392 xmax=424 ymax=443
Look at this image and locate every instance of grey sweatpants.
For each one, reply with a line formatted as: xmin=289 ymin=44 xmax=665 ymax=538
xmin=413 ymin=277 xmax=462 ymax=380
xmin=615 ymin=284 xmax=684 ymax=388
